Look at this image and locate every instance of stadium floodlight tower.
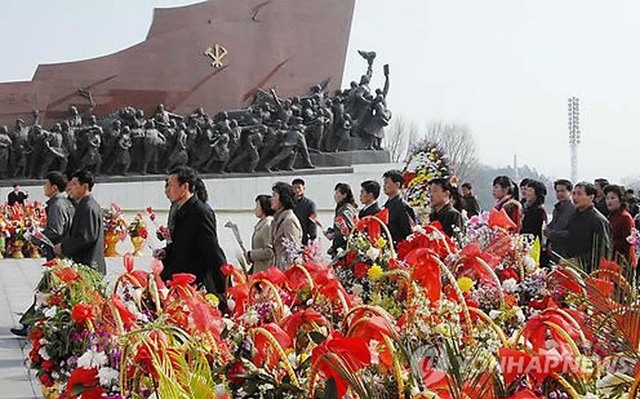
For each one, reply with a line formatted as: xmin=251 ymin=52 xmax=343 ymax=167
xmin=567 ymin=97 xmax=581 ymax=183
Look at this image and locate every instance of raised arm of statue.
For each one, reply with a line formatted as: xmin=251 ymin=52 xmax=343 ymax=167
xmin=270 ymin=88 xmax=284 ymax=111
xmin=382 ymin=64 xmax=390 ymax=98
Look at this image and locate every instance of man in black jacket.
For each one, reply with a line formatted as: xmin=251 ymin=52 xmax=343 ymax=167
xmin=358 ymin=180 xmax=382 ymax=219
xmin=292 ymin=178 xmax=317 ymax=246
xmin=55 ymin=170 xmax=106 ymax=274
xmin=382 ymin=170 xmax=416 ymax=247
xmin=153 ymin=166 xmax=227 ymax=296
xmin=564 ymin=182 xmax=612 ymax=272
xmin=11 ymin=171 xmax=75 ymax=337
xmin=461 ymin=182 xmax=481 ymax=217
xmin=7 ymin=183 xmax=28 ymax=206
xmin=428 ymin=178 xmax=465 ymax=240
xmin=544 ymin=179 xmax=576 ymax=259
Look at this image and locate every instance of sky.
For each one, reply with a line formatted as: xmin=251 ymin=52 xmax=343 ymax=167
xmin=0 ymin=0 xmax=638 ymax=182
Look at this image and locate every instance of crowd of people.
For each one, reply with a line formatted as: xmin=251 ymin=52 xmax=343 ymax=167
xmin=7 ymin=163 xmax=639 ymax=336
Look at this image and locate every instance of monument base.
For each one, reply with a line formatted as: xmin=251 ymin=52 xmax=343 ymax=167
xmin=302 ymin=149 xmax=390 ymax=168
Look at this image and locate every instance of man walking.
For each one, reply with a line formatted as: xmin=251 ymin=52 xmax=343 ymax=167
xmin=460 ymin=182 xmax=481 ymax=217
xmin=382 ymin=170 xmax=416 ymax=247
xmin=11 ymin=171 xmax=75 ymax=337
xmin=292 ymin=178 xmax=317 ymax=246
xmin=564 ymin=182 xmax=612 ymax=272
xmin=544 ymin=179 xmax=576 ymax=260
xmin=358 ymin=180 xmax=382 ymax=219
xmin=153 ymin=166 xmax=227 ymax=298
xmin=54 ymin=170 xmax=106 ymax=274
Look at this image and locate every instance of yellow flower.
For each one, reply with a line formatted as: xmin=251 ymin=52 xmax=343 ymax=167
xmin=457 ymin=277 xmax=474 ymax=293
xmin=434 ymin=323 xmax=451 ymax=337
xmin=368 ymin=264 xmax=384 ymax=281
xmin=205 ymin=293 xmax=220 ymax=307
xmin=375 ymin=237 xmax=387 ymax=249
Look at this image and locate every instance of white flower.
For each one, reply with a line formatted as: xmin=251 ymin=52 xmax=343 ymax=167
xmin=38 ymin=347 xmax=50 ymax=360
xmin=243 ymin=308 xmax=260 ymax=326
xmin=412 ymin=225 xmax=426 ymax=235
xmin=227 ymin=299 xmax=236 ymax=312
xmin=489 ymin=310 xmax=501 ymax=320
xmin=77 ymin=349 xmax=108 ymax=369
xmin=366 ymin=247 xmax=380 ymax=261
xmin=597 ymin=373 xmax=634 ymax=395
xmin=368 ymin=340 xmax=380 ymax=365
xmin=515 ymin=308 xmax=525 ymax=323
xmin=352 ymin=284 xmax=364 ymax=297
xmin=215 ymin=384 xmax=227 ymax=396
xmin=502 ymin=278 xmax=518 ymax=293
xmin=98 ymin=367 xmax=119 ymax=386
xmin=43 ymin=306 xmax=58 ymax=318
xmin=522 ymin=256 xmax=536 ymax=273
xmin=35 ymin=292 xmax=50 ymax=306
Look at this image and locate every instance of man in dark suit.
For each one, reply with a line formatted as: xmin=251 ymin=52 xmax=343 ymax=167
xmin=153 ymin=166 xmax=227 ymax=297
xmin=292 ymin=178 xmax=317 ymax=246
xmin=358 ymin=180 xmax=382 ymax=219
xmin=11 ymin=171 xmax=75 ymax=337
xmin=7 ymin=183 xmax=28 ymax=206
xmin=429 ymin=178 xmax=465 ymax=240
xmin=55 ymin=170 xmax=106 ymax=274
xmin=382 ymin=170 xmax=416 ymax=247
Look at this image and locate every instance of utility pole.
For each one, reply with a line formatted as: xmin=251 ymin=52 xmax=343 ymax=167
xmin=567 ymin=97 xmax=581 ymax=182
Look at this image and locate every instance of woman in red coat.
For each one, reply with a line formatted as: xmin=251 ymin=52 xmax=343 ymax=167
xmin=605 ymin=184 xmax=636 ymax=267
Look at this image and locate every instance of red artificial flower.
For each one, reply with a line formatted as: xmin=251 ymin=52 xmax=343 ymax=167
xmin=62 ymin=367 xmax=103 ymax=399
xmin=405 ymin=248 xmax=442 ymax=304
xmin=252 ymin=266 xmax=287 ymax=286
xmin=110 ymin=293 xmax=137 ymax=330
xmin=169 ymin=273 xmax=196 ymax=286
xmin=281 ymin=308 xmax=328 ymax=339
xmin=227 ymin=359 xmax=247 ymax=385
xmin=345 ymin=251 xmax=357 ymax=266
xmin=488 ymin=208 xmax=517 ymax=231
xmin=71 ymin=304 xmax=95 ymax=325
xmin=319 ymin=278 xmax=353 ymax=308
xmin=521 ymin=309 xmax=582 ymax=354
xmin=41 ymin=359 xmax=54 ymax=372
xmin=284 ymin=265 xmax=313 ymax=291
xmin=40 ymin=373 xmax=54 ymax=387
xmin=311 ymin=332 xmax=371 ymax=397
xmin=53 ymin=267 xmax=80 ymax=284
xmin=227 ymin=284 xmax=250 ymax=317
xmin=253 ymin=323 xmax=293 ymax=368
xmin=140 ymin=227 xmax=148 ymax=239
xmin=353 ymin=262 xmax=371 ymax=279
xmin=41 ymin=258 xmax=59 ymax=268
xmin=346 ymin=315 xmax=398 ymax=368
xmin=499 ymin=268 xmax=519 ymax=282
xmin=506 ymin=390 xmax=540 ymax=399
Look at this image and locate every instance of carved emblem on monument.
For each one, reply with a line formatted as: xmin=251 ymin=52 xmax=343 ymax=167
xmin=204 ymin=44 xmax=228 ymax=68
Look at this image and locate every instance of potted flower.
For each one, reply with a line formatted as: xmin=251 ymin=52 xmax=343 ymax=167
xmin=127 ymin=213 xmax=148 ymax=256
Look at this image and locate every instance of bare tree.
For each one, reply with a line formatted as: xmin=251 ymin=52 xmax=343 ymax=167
xmin=382 ymin=115 xmax=422 ymax=163
xmin=424 ymin=121 xmax=479 ymax=182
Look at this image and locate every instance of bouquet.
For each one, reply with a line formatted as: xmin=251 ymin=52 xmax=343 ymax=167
xmin=127 ymin=213 xmax=148 ymax=239
xmin=102 ymin=203 xmax=127 ymax=241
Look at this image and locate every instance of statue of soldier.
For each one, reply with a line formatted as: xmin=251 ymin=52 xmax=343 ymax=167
xmin=154 ymin=103 xmax=182 ymax=133
xmin=166 ymin=122 xmax=189 ymax=172
xmin=0 ymin=126 xmax=12 ymax=179
xmin=205 ymin=133 xmax=230 ymax=173
xmin=227 ymin=126 xmax=265 ymax=173
xmin=9 ymin=119 xmax=28 ymax=178
xmin=60 ymin=121 xmax=78 ymax=173
xmin=77 ymin=126 xmax=102 ymax=174
xmin=38 ymin=124 xmax=67 ymax=178
xmin=141 ymin=120 xmax=166 ymax=174
xmin=361 ymin=65 xmax=391 ymax=150
xmin=112 ymin=126 xmax=133 ymax=175
xmin=100 ymin=120 xmax=121 ymax=175
xmin=66 ymin=105 xmax=83 ymax=128
xmin=262 ymin=117 xmax=315 ymax=172
xmin=27 ymin=125 xmax=46 ymax=178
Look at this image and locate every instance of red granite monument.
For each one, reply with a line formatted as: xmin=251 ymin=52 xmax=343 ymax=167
xmin=0 ymin=0 xmax=356 ymax=127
